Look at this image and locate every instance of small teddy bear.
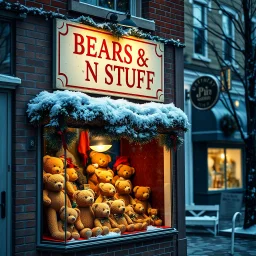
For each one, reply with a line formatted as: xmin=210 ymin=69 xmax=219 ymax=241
xmin=92 ymin=202 xmax=123 ymax=234
xmin=133 ymin=186 xmax=152 ymax=214
xmin=73 ymin=189 xmax=102 ymax=238
xmin=112 ymin=164 xmax=135 ymax=185
xmin=57 ymin=206 xmax=81 ymax=240
xmin=148 ymin=208 xmax=162 ymax=226
xmin=66 ymin=166 xmax=79 ymax=201
xmin=95 ymin=183 xmax=116 ymax=203
xmin=114 ymin=178 xmax=135 ymax=207
xmin=133 ymin=203 xmax=152 ymax=226
xmin=43 ymin=155 xmax=64 ymax=182
xmin=109 ymin=199 xmax=134 ymax=233
xmin=125 ymin=204 xmax=147 ymax=230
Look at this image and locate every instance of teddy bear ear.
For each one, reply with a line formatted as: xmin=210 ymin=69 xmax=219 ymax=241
xmin=43 ymin=173 xmax=52 ymax=182
xmin=148 ymin=208 xmax=152 ymax=214
xmin=99 ymin=183 xmax=104 ymax=190
xmin=109 ymin=170 xmax=114 ymax=176
xmin=147 ymin=187 xmax=151 ymax=193
xmin=74 ymin=208 xmax=80 ymax=214
xmin=106 ymin=201 xmax=113 ymax=207
xmin=73 ymin=191 xmax=80 ymax=199
xmin=127 ymin=180 xmax=132 ymax=187
xmin=89 ymin=151 xmax=97 ymax=158
xmin=95 ymin=170 xmax=101 ymax=176
xmin=133 ymin=186 xmax=139 ymax=193
xmin=92 ymin=203 xmax=98 ymax=211
xmin=115 ymin=181 xmax=120 ymax=188
xmin=116 ymin=164 xmax=123 ymax=171
xmin=88 ymin=189 xmax=95 ymax=197
xmin=131 ymin=167 xmax=135 ymax=174
xmin=59 ymin=206 xmax=65 ymax=214
xmin=43 ymin=155 xmax=51 ymax=164
xmin=107 ymin=154 xmax=112 ymax=163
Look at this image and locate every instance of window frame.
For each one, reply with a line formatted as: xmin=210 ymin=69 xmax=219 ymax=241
xmin=68 ymin=0 xmax=155 ymax=31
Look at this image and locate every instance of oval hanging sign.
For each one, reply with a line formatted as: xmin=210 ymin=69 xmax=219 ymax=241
xmin=190 ymin=75 xmax=220 ymax=110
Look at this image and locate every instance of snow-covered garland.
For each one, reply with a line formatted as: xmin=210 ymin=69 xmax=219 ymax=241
xmin=27 ymin=90 xmax=189 ymax=150
xmin=0 ymin=1 xmax=185 ymax=47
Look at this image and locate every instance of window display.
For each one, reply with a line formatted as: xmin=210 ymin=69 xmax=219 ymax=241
xmin=208 ymin=148 xmax=242 ymax=191
xmin=42 ymin=127 xmax=172 ymax=243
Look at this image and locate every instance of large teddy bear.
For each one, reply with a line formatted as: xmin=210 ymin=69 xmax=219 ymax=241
xmin=109 ymin=199 xmax=134 ymax=233
xmin=86 ymin=151 xmax=113 ymax=195
xmin=92 ymin=202 xmax=123 ymax=234
xmin=112 ymin=164 xmax=135 ymax=185
xmin=43 ymin=173 xmax=72 ymax=240
xmin=73 ymin=189 xmax=102 ymax=238
xmin=95 ymin=183 xmax=116 ymax=203
xmin=114 ymin=178 xmax=135 ymax=207
xmin=57 ymin=206 xmax=81 ymax=240
xmin=133 ymin=186 xmax=152 ymax=214
xmin=43 ymin=155 xmax=64 ymax=182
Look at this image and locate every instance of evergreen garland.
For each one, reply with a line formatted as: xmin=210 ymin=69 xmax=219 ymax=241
xmin=159 ymin=133 xmax=184 ymax=151
xmin=0 ymin=1 xmax=185 ymax=47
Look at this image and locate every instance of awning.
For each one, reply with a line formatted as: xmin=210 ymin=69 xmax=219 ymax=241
xmin=27 ymin=90 xmax=189 ymax=149
xmin=192 ymin=100 xmax=246 ymax=142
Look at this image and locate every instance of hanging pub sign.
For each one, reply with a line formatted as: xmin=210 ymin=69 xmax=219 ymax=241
xmin=54 ymin=19 xmax=164 ymax=102
xmin=190 ymin=75 xmax=220 ymax=110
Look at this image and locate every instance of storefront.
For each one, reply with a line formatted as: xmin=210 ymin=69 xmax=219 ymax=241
xmin=0 ymin=1 xmax=187 ymax=255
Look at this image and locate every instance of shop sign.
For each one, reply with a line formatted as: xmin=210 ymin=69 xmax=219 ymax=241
xmin=190 ymin=75 xmax=219 ymax=110
xmin=54 ymin=19 xmax=164 ymax=102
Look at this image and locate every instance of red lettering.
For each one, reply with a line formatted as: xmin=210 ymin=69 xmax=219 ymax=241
xmin=112 ymin=42 xmax=123 ymax=62
xmin=98 ymin=39 xmax=111 ymax=60
xmin=114 ymin=65 xmax=125 ymax=86
xmin=125 ymin=67 xmax=136 ymax=88
xmin=85 ymin=61 xmax=98 ymax=82
xmin=137 ymin=69 xmax=146 ymax=89
xmin=124 ymin=44 xmax=132 ymax=64
xmin=146 ymin=71 xmax=155 ymax=90
xmin=105 ymin=64 xmax=113 ymax=85
xmin=73 ymin=33 xmax=85 ymax=55
xmin=86 ymin=36 xmax=97 ymax=57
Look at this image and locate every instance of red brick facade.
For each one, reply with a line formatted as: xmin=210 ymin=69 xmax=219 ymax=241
xmin=0 ymin=1 xmax=185 ymax=255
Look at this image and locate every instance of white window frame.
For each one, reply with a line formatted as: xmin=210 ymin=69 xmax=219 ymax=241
xmin=192 ymin=1 xmax=211 ymax=62
xmin=68 ymin=0 xmax=155 ymax=31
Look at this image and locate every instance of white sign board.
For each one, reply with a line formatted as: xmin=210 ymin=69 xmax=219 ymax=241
xmin=54 ymin=19 xmax=164 ymax=102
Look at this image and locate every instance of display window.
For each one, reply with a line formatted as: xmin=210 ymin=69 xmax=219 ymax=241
xmin=41 ymin=127 xmax=172 ymax=244
xmin=208 ymin=147 xmax=242 ymax=191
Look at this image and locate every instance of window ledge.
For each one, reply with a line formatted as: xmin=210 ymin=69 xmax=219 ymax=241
xmin=0 ymin=74 xmax=21 ymax=89
xmin=37 ymin=228 xmax=178 ymax=253
xmin=68 ymin=1 xmax=155 ymax=31
xmin=192 ymin=54 xmax=211 ymax=63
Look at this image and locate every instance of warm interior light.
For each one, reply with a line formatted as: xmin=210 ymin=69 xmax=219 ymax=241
xmin=220 ymin=153 xmax=225 ymax=159
xmin=234 ymin=100 xmax=240 ymax=108
xmin=89 ymin=136 xmax=112 ymax=152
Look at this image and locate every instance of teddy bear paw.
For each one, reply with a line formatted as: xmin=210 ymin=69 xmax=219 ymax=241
xmin=72 ymin=232 xmax=80 ymax=240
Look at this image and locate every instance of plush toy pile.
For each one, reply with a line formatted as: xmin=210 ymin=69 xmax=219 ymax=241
xmin=42 ymin=151 xmax=163 ymax=241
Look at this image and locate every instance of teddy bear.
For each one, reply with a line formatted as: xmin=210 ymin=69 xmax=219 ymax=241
xmin=133 ymin=202 xmax=152 ymax=226
xmin=43 ymin=173 xmax=72 ymax=240
xmin=73 ymin=189 xmax=103 ymax=238
xmin=92 ymin=202 xmax=124 ymax=234
xmin=57 ymin=206 xmax=81 ymax=240
xmin=114 ymin=178 xmax=136 ymax=207
xmin=43 ymin=155 xmax=64 ymax=182
xmin=112 ymin=164 xmax=135 ymax=185
xmin=133 ymin=186 xmax=152 ymax=214
xmin=93 ymin=169 xmax=114 ymax=196
xmin=125 ymin=204 xmax=147 ymax=230
xmin=148 ymin=208 xmax=162 ymax=226
xmin=109 ymin=199 xmax=134 ymax=233
xmin=95 ymin=183 xmax=116 ymax=203
xmin=66 ymin=167 xmax=79 ymax=201
xmin=86 ymin=151 xmax=113 ymax=194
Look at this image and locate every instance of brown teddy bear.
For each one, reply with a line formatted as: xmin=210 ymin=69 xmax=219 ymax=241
xmin=95 ymin=183 xmax=116 ymax=203
xmin=43 ymin=155 xmax=64 ymax=182
xmin=109 ymin=199 xmax=134 ymax=233
xmin=125 ymin=205 xmax=147 ymax=230
xmin=93 ymin=169 xmax=114 ymax=196
xmin=43 ymin=173 xmax=72 ymax=240
xmin=73 ymin=189 xmax=103 ymax=238
xmin=57 ymin=206 xmax=81 ymax=240
xmin=92 ymin=202 xmax=122 ymax=234
xmin=133 ymin=202 xmax=152 ymax=226
xmin=66 ymin=167 xmax=79 ymax=200
xmin=114 ymin=178 xmax=135 ymax=207
xmin=86 ymin=151 xmax=113 ymax=194
xmin=112 ymin=164 xmax=135 ymax=185
xmin=148 ymin=208 xmax=162 ymax=226
xmin=133 ymin=186 xmax=152 ymax=214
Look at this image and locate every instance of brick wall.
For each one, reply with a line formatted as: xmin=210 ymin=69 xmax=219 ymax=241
xmin=7 ymin=0 xmax=184 ymax=255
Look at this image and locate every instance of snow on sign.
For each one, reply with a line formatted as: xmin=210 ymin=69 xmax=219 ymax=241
xmin=54 ymin=19 xmax=164 ymax=102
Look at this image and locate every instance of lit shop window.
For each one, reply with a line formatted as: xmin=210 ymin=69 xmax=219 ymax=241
xmin=208 ymin=148 xmax=242 ymax=191
xmin=0 ymin=20 xmax=11 ymax=75
xmin=41 ymin=127 xmax=172 ymax=244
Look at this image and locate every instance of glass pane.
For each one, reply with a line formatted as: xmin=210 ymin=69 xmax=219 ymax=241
xmin=0 ymin=21 xmax=11 ymax=75
xmin=224 ymin=40 xmax=232 ymax=61
xmin=117 ymin=0 xmax=129 ymax=12
xmin=193 ymin=4 xmax=203 ymax=28
xmin=223 ymin=15 xmax=232 ymax=36
xmin=80 ymin=0 xmax=97 ymax=4
xmin=226 ymin=149 xmax=242 ymax=189
xmin=99 ymin=0 xmax=114 ymax=9
xmin=194 ymin=28 xmax=205 ymax=55
xmin=208 ymin=148 xmax=225 ymax=190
